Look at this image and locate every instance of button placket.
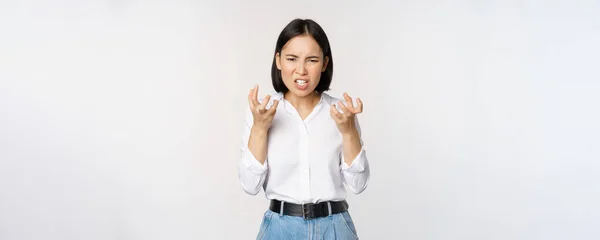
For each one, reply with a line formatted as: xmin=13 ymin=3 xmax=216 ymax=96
xmin=300 ymin=121 xmax=311 ymax=197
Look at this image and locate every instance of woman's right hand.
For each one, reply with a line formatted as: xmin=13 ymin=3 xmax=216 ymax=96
xmin=248 ymin=85 xmax=279 ymax=132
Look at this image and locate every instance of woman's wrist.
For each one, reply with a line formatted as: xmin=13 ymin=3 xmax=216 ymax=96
xmin=341 ymin=128 xmax=359 ymax=140
xmin=251 ymin=125 xmax=269 ymax=136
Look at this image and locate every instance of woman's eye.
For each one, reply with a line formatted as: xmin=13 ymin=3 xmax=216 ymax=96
xmin=286 ymin=58 xmax=295 ymax=61
xmin=309 ymin=59 xmax=319 ymax=63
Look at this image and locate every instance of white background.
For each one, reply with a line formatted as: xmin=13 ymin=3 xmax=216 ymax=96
xmin=1 ymin=0 xmax=599 ymax=239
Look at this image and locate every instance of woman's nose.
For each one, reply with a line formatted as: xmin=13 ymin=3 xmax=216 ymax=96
xmin=296 ymin=62 xmax=307 ymax=75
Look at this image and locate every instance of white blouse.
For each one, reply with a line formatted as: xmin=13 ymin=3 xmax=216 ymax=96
xmin=238 ymin=91 xmax=370 ymax=204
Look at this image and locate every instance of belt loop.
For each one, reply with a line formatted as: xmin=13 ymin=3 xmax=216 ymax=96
xmin=327 ymin=201 xmax=332 ymax=216
xmin=279 ymin=201 xmax=284 ymax=216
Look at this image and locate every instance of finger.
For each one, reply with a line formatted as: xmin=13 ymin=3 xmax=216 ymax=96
xmin=355 ymin=97 xmax=363 ymax=113
xmin=338 ymin=101 xmax=352 ymax=117
xmin=259 ymin=94 xmax=271 ymax=112
xmin=248 ymin=87 xmax=256 ymax=109
xmin=251 ymin=85 xmax=260 ymax=108
xmin=268 ymin=99 xmax=279 ymax=114
xmin=330 ymin=105 xmax=339 ymax=120
xmin=343 ymin=92 xmax=355 ymax=109
xmin=330 ymin=104 xmax=343 ymax=120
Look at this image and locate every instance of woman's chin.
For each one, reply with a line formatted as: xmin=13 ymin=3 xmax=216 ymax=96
xmin=288 ymin=88 xmax=316 ymax=97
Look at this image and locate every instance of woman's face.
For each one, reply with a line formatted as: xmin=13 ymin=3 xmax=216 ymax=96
xmin=276 ymin=35 xmax=328 ymax=97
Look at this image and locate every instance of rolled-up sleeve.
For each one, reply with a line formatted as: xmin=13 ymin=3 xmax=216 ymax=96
xmin=238 ymin=108 xmax=268 ymax=195
xmin=340 ymin=147 xmax=370 ymax=194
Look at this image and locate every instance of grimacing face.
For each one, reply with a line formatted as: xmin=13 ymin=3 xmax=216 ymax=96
xmin=276 ymin=34 xmax=329 ymax=97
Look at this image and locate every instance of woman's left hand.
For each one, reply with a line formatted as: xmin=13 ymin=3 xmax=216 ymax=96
xmin=330 ymin=92 xmax=363 ymax=136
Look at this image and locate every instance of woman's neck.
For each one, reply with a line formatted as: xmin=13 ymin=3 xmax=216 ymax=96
xmin=284 ymin=91 xmax=321 ymax=111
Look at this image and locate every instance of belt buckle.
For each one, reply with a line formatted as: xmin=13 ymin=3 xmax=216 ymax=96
xmin=302 ymin=204 xmax=312 ymax=220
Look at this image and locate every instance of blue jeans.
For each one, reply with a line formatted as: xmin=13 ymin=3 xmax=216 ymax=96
xmin=256 ymin=210 xmax=359 ymax=240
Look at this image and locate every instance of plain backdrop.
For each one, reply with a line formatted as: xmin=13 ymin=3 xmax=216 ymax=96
xmin=1 ymin=0 xmax=599 ymax=239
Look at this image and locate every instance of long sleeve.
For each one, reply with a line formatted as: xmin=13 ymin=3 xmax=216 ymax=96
xmin=340 ymin=116 xmax=370 ymax=194
xmin=238 ymin=108 xmax=268 ymax=195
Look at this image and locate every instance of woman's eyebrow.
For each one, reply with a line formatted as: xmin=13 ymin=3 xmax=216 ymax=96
xmin=284 ymin=54 xmax=320 ymax=59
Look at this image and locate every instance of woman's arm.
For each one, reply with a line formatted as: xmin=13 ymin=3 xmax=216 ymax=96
xmin=330 ymin=93 xmax=370 ymax=194
xmin=248 ymin=127 xmax=268 ymax=164
xmin=238 ymin=86 xmax=278 ymax=195
xmin=341 ymin=127 xmax=362 ymax=166
xmin=238 ymin=109 xmax=269 ymax=195
xmin=340 ymin=116 xmax=370 ymax=194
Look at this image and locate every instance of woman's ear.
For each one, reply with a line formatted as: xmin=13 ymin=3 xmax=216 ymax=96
xmin=322 ymin=56 xmax=329 ymax=72
xmin=275 ymin=52 xmax=282 ymax=70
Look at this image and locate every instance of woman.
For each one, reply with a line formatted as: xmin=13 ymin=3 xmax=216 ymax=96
xmin=238 ymin=18 xmax=370 ymax=240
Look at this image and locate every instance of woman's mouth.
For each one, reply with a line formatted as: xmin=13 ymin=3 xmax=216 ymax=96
xmin=294 ymin=79 xmax=309 ymax=90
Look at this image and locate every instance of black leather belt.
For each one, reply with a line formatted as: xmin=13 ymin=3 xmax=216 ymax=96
xmin=269 ymin=199 xmax=349 ymax=220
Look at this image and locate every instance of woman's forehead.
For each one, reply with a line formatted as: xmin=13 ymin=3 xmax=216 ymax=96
xmin=281 ymin=35 xmax=322 ymax=55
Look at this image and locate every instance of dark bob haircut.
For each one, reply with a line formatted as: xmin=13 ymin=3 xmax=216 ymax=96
xmin=271 ymin=19 xmax=333 ymax=93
